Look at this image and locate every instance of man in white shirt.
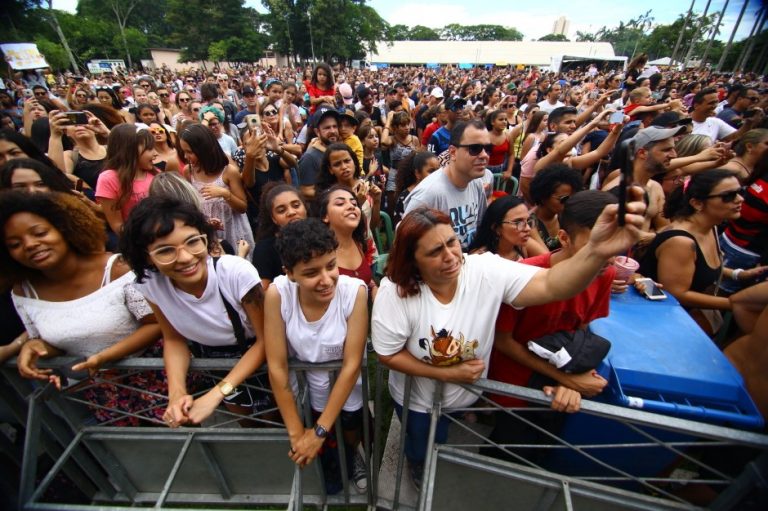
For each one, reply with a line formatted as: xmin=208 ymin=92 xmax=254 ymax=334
xmin=538 ymin=83 xmax=565 ymax=114
xmin=691 ymin=87 xmax=763 ymax=144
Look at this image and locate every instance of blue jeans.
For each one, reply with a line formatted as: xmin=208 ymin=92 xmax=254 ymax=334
xmin=720 ymin=233 xmax=764 ymax=293
xmin=394 ymin=403 xmax=452 ymax=465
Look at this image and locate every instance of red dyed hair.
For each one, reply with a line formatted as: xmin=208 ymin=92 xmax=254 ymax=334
xmin=386 ymin=207 xmax=452 ymax=297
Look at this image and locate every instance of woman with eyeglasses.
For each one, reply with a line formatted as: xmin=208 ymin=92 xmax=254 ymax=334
xmin=67 ymin=85 xmax=90 ymax=110
xmin=3 ymin=191 xmax=166 ymax=426
xmin=637 ymin=169 xmax=766 ymax=336
xmin=469 ymin=195 xmax=546 ymax=262
xmin=120 ymin=195 xmax=270 ymax=428
xmin=528 ymin=164 xmax=584 ymax=251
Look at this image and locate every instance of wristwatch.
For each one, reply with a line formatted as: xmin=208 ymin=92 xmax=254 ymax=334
xmin=314 ymin=423 xmax=328 ymax=439
xmin=217 ymin=380 xmax=236 ymax=397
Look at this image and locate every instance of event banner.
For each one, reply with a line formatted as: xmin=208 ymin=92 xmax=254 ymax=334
xmin=1 ymin=43 xmax=49 ymax=70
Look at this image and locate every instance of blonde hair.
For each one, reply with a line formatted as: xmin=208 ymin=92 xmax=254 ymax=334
xmin=148 ymin=171 xmax=202 ymax=211
xmin=675 ymin=134 xmax=712 ymax=158
xmin=629 ymin=87 xmax=650 ymax=102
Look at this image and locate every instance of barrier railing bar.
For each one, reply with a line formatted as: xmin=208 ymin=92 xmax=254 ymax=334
xmin=467 ymin=379 xmax=768 ymax=448
xmin=709 ymin=451 xmax=768 ymax=511
xmin=372 ymin=359 xmax=384 ymax=496
xmin=329 ymin=369 xmax=351 ymax=503
xmin=418 ymin=381 xmax=443 ymax=511
xmin=620 ymin=417 xmax=734 ymax=482
xmin=81 ymin=436 xmax=138 ymax=500
xmin=197 ymin=440 xmax=232 ymax=499
xmin=562 ymin=480 xmax=574 ymax=511
xmin=28 ymin=430 xmax=85 ymax=505
xmin=296 ymin=370 xmax=328 ymax=506
xmin=19 ymin=385 xmax=50 ymax=509
xmin=154 ymin=432 xmax=194 ymax=508
xmin=360 ymin=350 xmax=374 ymax=504
xmin=445 ymin=385 xmax=691 ymax=504
xmin=392 ymin=374 xmax=412 ymax=510
xmin=435 ymin=447 xmax=698 ymax=510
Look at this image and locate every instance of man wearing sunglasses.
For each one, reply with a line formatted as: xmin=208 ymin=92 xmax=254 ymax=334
xmin=405 ymin=119 xmax=490 ymax=250
xmin=717 ymin=87 xmax=761 ymax=129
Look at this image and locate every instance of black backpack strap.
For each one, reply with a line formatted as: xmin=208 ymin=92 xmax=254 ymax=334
xmin=212 ymin=256 xmax=247 ymax=346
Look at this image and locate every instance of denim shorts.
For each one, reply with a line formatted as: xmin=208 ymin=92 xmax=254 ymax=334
xmin=719 ymin=233 xmax=764 ymax=293
xmin=192 ymin=341 xmax=273 ymax=412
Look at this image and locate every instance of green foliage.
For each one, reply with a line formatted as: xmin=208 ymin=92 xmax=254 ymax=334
xmin=440 ymin=24 xmax=523 ymax=41
xmin=539 ymin=33 xmax=570 ymax=42
xmin=34 ymin=36 xmax=69 ymax=69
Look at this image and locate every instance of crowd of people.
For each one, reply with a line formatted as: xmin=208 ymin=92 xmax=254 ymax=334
xmin=1 ymin=55 xmax=768 ymax=495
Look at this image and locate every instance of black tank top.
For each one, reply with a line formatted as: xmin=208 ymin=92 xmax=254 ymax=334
xmin=72 ymin=152 xmax=106 ymax=190
xmin=638 ymin=229 xmax=721 ymax=294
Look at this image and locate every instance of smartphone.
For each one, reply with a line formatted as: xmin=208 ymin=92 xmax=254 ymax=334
xmin=636 ymin=278 xmax=667 ymax=300
xmin=244 ymin=114 xmax=261 ymax=133
xmin=63 ymin=111 xmax=88 ymax=125
xmin=75 ymin=179 xmax=84 ymax=192
xmin=618 ymin=140 xmax=634 ymax=226
xmin=589 ymin=90 xmax=599 ymax=100
xmin=609 ymin=111 xmax=624 ymax=125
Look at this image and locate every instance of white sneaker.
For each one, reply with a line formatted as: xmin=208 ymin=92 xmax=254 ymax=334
xmin=352 ymin=451 xmax=368 ymax=492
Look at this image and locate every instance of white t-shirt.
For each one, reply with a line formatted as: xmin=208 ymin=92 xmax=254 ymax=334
xmin=217 ymin=133 xmax=238 ymax=156
xmin=136 ymin=255 xmax=261 ymax=346
xmin=692 ymin=116 xmax=736 ymax=143
xmin=371 ymin=253 xmax=540 ymax=412
xmin=274 ymin=274 xmax=367 ymax=412
xmin=537 ymin=99 xmax=565 ymax=114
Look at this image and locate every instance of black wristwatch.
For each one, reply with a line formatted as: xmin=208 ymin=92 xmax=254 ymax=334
xmin=314 ymin=423 xmax=328 ymax=439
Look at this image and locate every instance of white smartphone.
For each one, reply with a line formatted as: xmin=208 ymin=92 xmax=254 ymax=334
xmin=636 ymin=278 xmax=667 ymax=301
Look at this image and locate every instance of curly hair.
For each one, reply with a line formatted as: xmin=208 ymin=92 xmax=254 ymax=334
xmin=0 ymin=190 xmax=106 ymax=284
xmin=275 ymin=218 xmax=339 ymax=270
xmin=119 ymin=195 xmax=216 ymax=283
xmin=316 ymin=143 xmax=362 ymax=192
xmin=256 ymin=182 xmax=306 ymax=241
xmin=529 ymin=163 xmax=584 ymax=206
xmin=312 ymin=185 xmax=367 ymax=249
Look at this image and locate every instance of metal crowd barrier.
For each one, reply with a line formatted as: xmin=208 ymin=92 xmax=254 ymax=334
xmin=376 ymin=370 xmax=768 ymax=511
xmin=1 ymin=356 xmax=373 ymax=510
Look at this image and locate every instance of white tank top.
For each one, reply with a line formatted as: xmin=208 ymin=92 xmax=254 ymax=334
xmin=274 ymin=274 xmax=366 ymax=412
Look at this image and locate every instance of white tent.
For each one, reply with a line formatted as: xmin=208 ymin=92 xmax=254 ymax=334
xmin=367 ymin=41 xmax=616 ymax=67
xmin=648 ymin=57 xmax=675 ymax=66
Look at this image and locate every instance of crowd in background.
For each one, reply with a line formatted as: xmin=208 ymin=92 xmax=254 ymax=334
xmin=1 ymin=55 xmax=768 ymax=495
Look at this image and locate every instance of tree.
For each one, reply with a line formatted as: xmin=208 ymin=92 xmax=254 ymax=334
xmin=440 ymin=24 xmax=522 ymax=41
xmin=539 ymin=33 xmax=569 ymax=42
xmin=408 ymin=25 xmax=440 ymax=41
xmin=575 ymin=30 xmax=596 ymax=42
xmin=34 ymin=36 xmax=70 ymax=70
xmin=387 ymin=24 xmax=410 ymax=41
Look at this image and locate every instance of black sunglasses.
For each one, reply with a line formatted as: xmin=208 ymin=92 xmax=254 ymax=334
xmin=705 ymin=187 xmax=744 ymax=203
xmin=455 ymin=143 xmax=493 ymax=156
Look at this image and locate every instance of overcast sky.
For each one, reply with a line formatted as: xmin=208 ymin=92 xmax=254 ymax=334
xmin=50 ymin=0 xmax=762 ymax=43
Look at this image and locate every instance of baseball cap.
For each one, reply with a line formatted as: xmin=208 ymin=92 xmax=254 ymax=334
xmin=444 ymin=97 xmax=467 ymax=111
xmin=339 ymin=108 xmax=358 ymax=125
xmin=339 ymin=83 xmax=354 ymax=105
xmin=356 ymin=85 xmax=372 ymax=99
xmin=311 ymin=106 xmax=340 ymax=128
xmin=651 ymin=112 xmax=693 ymax=129
xmin=429 ymin=87 xmax=444 ymax=99
xmin=629 ymin=125 xmax=687 ymax=151
xmin=242 ymin=86 xmax=256 ymax=96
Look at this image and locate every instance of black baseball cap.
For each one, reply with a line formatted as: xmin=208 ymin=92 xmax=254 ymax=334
xmin=242 ymin=86 xmax=256 ymax=96
xmin=311 ymin=106 xmax=340 ymax=128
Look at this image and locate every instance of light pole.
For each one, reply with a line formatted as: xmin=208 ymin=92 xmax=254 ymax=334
xmin=308 ymin=10 xmax=316 ymax=63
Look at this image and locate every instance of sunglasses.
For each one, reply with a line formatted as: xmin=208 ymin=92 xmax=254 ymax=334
xmin=186 ymin=79 xmax=196 ymax=83
xmin=455 ymin=143 xmax=493 ymax=156
xmin=159 ymin=93 xmax=169 ymax=98
xmin=178 ymin=97 xmax=190 ymax=102
xmin=705 ymin=187 xmax=744 ymax=203
xmin=262 ymin=110 xmax=278 ymax=116
xmin=149 ymin=127 xmax=165 ymax=135
xmin=192 ymin=107 xmax=201 ymax=112
xmin=557 ymin=194 xmax=571 ymax=204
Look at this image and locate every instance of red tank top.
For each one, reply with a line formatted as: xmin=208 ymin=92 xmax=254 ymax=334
xmin=488 ymin=138 xmax=510 ymax=166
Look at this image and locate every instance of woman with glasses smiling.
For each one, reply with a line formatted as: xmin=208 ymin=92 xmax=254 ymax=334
xmin=120 ymin=195 xmax=270 ymax=428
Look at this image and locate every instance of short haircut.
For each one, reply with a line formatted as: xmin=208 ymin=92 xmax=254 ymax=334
xmin=200 ymin=83 xmax=219 ymax=102
xmin=559 ymin=190 xmax=617 ymax=236
xmin=548 ymin=106 xmax=578 ymax=128
xmin=449 ymin=119 xmax=486 ymax=147
xmin=119 ymin=195 xmax=216 ymax=283
xmin=692 ymin=87 xmax=718 ymax=106
xmin=529 ymin=163 xmax=584 ymax=206
xmin=275 ymin=218 xmax=338 ymax=270
xmin=0 ymin=191 xmax=106 ymax=284
xmin=629 ymin=87 xmax=650 ymax=102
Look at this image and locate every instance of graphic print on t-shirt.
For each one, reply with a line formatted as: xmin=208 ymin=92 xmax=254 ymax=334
xmin=449 ymin=202 xmax=480 ymax=248
xmin=419 ymin=326 xmax=479 ymax=366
